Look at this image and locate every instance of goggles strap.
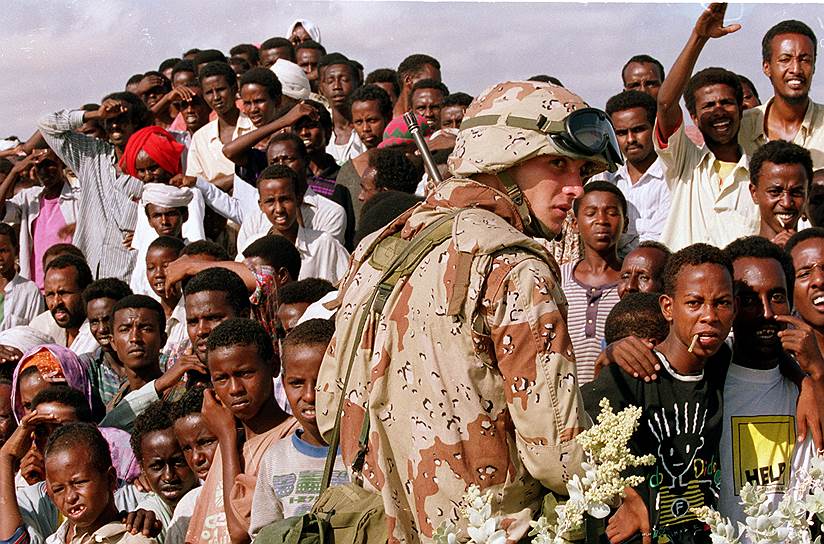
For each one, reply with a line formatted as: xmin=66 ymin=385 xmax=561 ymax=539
xmin=496 ymin=170 xmax=558 ymax=240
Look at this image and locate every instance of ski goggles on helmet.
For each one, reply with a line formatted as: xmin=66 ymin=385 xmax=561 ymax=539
xmin=535 ymin=107 xmax=623 ymax=171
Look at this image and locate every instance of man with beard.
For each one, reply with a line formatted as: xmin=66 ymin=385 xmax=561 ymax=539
xmin=593 ymin=90 xmax=669 ymax=256
xmin=739 ymin=20 xmax=824 ymax=170
xmin=719 ymin=236 xmax=817 ymax=530
xmin=749 ymin=140 xmax=811 ymax=248
xmin=655 ymin=3 xmax=758 ymax=250
xmin=39 ymin=93 xmax=152 ymax=280
xmin=29 ymin=254 xmax=97 ymax=354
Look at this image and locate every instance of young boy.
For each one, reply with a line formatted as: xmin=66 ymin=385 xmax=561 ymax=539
xmin=145 ymin=237 xmax=188 ymax=363
xmin=584 ymin=243 xmax=734 ymax=544
xmin=0 ymin=223 xmax=44 ymax=330
xmin=167 ymin=387 xmax=218 ymax=544
xmin=251 ymin=164 xmax=348 ymax=284
xmin=130 ymin=183 xmax=197 ymax=299
xmin=748 ymin=140 xmax=811 ymax=248
xmin=0 ymin=421 xmax=156 ymax=544
xmin=249 ymin=319 xmax=348 ymax=538
xmin=185 ymin=318 xmax=298 ymax=544
xmin=561 ymin=181 xmax=627 ymax=383
xmin=131 ymin=400 xmax=198 ymax=543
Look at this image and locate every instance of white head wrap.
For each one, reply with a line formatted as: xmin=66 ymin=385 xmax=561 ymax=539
xmin=140 ymin=183 xmax=193 ymax=208
xmin=288 ymin=19 xmax=321 ymax=44
xmin=271 ymin=59 xmax=311 ymax=100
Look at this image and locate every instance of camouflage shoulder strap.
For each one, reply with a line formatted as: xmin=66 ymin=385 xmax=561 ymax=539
xmin=320 ymin=210 xmax=461 ymax=492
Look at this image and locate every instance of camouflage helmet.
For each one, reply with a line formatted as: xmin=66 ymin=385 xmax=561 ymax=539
xmin=447 ymin=81 xmax=619 ymax=177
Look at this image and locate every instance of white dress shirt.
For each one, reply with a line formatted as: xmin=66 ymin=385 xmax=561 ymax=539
xmin=185 ymin=114 xmax=255 ymax=180
xmin=27 ymin=310 xmax=98 ymax=354
xmin=590 ymin=157 xmax=670 ymax=254
xmin=232 ymin=186 xmax=347 ymax=251
xmin=326 ymin=129 xmax=365 ymax=166
xmin=1 ymin=274 xmax=44 ymax=330
xmin=655 ymin=120 xmax=759 ymax=251
xmin=236 ymin=226 xmax=350 ymax=284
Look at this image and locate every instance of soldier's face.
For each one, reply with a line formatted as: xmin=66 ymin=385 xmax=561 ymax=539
xmin=510 ymin=154 xmax=589 ymax=235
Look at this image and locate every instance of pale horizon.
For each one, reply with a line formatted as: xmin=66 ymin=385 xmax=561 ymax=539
xmin=3 ymin=1 xmax=824 ymax=137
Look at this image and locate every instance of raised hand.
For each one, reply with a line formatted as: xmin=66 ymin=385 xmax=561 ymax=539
xmin=97 ymin=98 xmax=128 ymax=120
xmin=694 ymin=3 xmax=741 ymax=40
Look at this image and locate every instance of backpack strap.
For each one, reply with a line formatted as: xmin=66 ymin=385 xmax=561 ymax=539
xmin=320 ymin=210 xmax=461 ymax=492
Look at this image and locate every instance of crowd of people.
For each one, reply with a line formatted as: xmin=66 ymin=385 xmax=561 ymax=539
xmin=0 ymin=4 xmax=822 ymax=543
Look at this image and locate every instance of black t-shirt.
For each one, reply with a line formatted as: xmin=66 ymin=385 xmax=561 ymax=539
xmin=582 ymin=351 xmax=725 ymax=540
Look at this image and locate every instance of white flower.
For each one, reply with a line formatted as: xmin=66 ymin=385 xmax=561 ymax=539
xmin=805 ymin=488 xmax=824 ymax=515
xmin=467 ymin=517 xmax=505 ymax=544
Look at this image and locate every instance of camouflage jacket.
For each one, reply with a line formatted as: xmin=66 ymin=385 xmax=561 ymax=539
xmin=316 ymin=178 xmax=590 ymax=543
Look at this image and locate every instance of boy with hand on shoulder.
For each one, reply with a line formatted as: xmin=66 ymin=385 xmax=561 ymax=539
xmin=185 ymin=318 xmax=298 ymax=544
xmin=249 ymin=319 xmax=348 ymax=538
xmin=584 ymin=244 xmax=734 ymax=544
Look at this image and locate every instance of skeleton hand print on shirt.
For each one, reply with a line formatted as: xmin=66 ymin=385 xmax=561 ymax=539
xmin=647 ymin=402 xmax=708 ymax=490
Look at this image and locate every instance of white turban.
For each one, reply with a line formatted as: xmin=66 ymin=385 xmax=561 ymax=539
xmin=288 ymin=19 xmax=321 ymax=44
xmin=271 ymin=59 xmax=311 ymax=100
xmin=140 ymin=183 xmax=193 ymax=208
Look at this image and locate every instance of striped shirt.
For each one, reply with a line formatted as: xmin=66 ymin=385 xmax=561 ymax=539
xmin=560 ymin=261 xmax=621 ymax=384
xmin=38 ymin=109 xmax=141 ymax=281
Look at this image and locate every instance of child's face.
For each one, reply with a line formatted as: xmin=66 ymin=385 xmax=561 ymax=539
xmin=258 ymin=177 xmax=300 ymax=235
xmin=661 ymin=263 xmax=735 ymax=359
xmin=173 ymin=413 xmax=218 ymax=481
xmin=0 ymin=234 xmax=17 ymax=277
xmin=46 ymin=448 xmax=116 ymax=530
xmin=139 ymin=428 xmax=197 ymax=505
xmin=146 ymin=246 xmax=181 ymax=300
xmin=282 ymin=343 xmax=325 ymax=445
xmin=208 ymin=343 xmax=275 ymax=422
xmin=575 ymin=190 xmax=626 ymax=252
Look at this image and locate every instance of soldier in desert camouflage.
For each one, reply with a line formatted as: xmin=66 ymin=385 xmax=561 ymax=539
xmin=316 ymin=80 xmax=623 ymax=543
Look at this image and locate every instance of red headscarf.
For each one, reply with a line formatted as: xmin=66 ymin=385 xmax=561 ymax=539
xmin=119 ymin=126 xmax=185 ymax=178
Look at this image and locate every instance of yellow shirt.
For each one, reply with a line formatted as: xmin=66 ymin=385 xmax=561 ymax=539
xmin=739 ymin=98 xmax=824 ymax=170
xmin=654 ymin=119 xmax=760 ymax=251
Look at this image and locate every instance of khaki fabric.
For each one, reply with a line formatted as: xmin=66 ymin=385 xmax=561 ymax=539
xmin=317 ymin=177 xmax=590 ymax=544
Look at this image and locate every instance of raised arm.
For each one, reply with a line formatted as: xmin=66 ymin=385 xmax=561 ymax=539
xmin=164 ymin=255 xmax=259 ymax=297
xmin=657 ymin=3 xmax=741 ymax=139
xmin=0 ymin=152 xmax=43 ymax=220
xmin=37 ymin=99 xmax=124 ymax=173
xmin=0 ymin=412 xmax=58 ymax=540
xmin=222 ymin=102 xmax=319 ymax=164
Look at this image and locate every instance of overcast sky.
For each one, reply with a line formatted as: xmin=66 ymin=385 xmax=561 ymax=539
xmin=3 ymin=1 xmax=824 ymax=137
